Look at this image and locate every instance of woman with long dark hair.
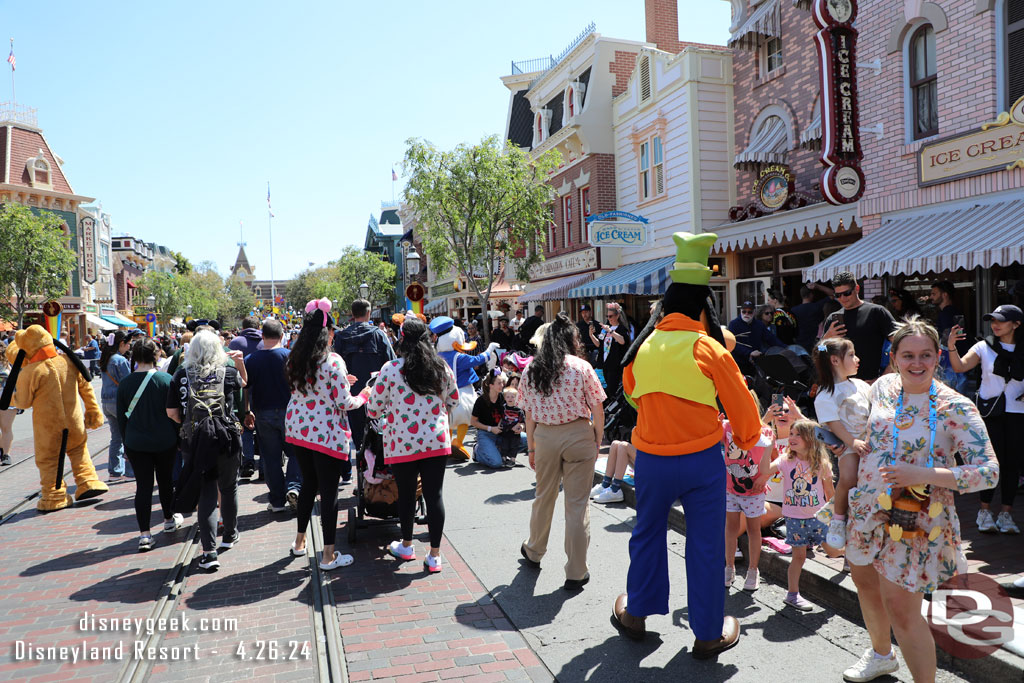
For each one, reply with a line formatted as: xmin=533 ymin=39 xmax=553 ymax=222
xmin=285 ymin=298 xmax=370 ymax=571
xmin=519 ymin=313 xmax=606 ymax=590
xmin=367 ymin=315 xmax=458 ymax=572
xmin=99 ymin=330 xmax=134 ymax=482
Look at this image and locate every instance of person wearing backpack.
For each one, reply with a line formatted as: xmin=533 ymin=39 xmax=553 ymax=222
xmin=166 ymin=330 xmax=248 ymax=571
xmin=117 ymin=339 xmax=182 ymax=552
xmin=100 ymin=331 xmax=134 ymax=483
xmin=285 ymin=299 xmax=371 ymax=571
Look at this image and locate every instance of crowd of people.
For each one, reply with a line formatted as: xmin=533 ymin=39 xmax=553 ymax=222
xmin=2 ymin=257 xmax=1021 ymax=682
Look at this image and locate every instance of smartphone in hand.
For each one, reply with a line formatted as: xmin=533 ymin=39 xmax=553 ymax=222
xmin=953 ymin=315 xmax=965 ymax=329
xmin=814 ymin=426 xmax=844 ymax=448
xmin=772 ymin=393 xmax=785 ymax=410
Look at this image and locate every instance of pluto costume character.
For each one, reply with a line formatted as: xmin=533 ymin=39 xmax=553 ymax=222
xmin=611 ymin=233 xmax=761 ymax=659
xmin=1 ymin=326 xmax=108 ymax=511
xmin=429 ymin=316 xmax=498 ymax=460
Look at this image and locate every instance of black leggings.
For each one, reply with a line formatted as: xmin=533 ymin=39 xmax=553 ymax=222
xmin=125 ymin=447 xmax=176 ymax=533
xmin=981 ymin=411 xmax=1024 ymax=507
xmin=294 ymin=446 xmax=344 ymax=546
xmin=391 ymin=455 xmax=447 ymax=548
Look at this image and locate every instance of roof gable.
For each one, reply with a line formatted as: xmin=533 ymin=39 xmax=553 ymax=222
xmin=5 ymin=126 xmax=74 ymax=194
xmin=231 ymin=245 xmax=254 ymax=277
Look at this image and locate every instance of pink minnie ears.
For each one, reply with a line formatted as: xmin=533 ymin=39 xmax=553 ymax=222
xmin=305 ymin=298 xmax=332 ymax=327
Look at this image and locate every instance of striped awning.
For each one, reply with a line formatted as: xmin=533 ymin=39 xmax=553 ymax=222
xmin=517 ymin=272 xmax=595 ymax=303
xmin=710 ymin=200 xmax=857 ymax=252
xmin=101 ymin=313 xmax=137 ymax=328
xmin=568 ymin=256 xmax=675 ymax=299
xmin=424 ymin=299 xmax=447 ymax=314
xmin=804 ymin=197 xmax=1024 ymax=282
xmin=729 ymin=0 xmax=781 ymax=51
xmin=799 ymin=102 xmax=821 ymax=148
xmin=734 ymin=115 xmax=788 ymax=168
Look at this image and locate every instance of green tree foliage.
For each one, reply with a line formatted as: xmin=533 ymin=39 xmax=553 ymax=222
xmin=220 ymin=275 xmax=257 ymax=326
xmin=136 ymin=261 xmax=257 ymax=329
xmin=402 ymin=135 xmax=559 ymax=343
xmin=0 ymin=205 xmax=78 ymax=328
xmin=285 ymin=248 xmax=395 ymax=318
xmin=135 ymin=271 xmax=186 ymax=326
xmin=170 ymin=250 xmax=192 ymax=275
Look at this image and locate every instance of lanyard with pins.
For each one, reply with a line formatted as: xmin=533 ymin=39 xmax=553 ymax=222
xmin=885 ymin=380 xmax=938 ymax=499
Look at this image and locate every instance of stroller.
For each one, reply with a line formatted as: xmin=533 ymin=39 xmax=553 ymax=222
xmin=346 ymin=412 xmax=425 ymax=543
xmin=751 ymin=347 xmax=817 ymax=420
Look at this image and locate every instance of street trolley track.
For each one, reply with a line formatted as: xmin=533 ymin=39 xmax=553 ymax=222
xmin=0 ymin=449 xmax=42 ymax=475
xmin=116 ymin=523 xmax=200 ymax=683
xmin=0 ymin=444 xmax=110 ymax=525
xmin=308 ymin=500 xmax=349 ymax=683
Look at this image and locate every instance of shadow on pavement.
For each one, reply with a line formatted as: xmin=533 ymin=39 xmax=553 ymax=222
xmin=554 ymin=632 xmax=740 ymax=682
xmin=69 ymin=567 xmax=172 ymax=604
xmin=484 ymin=488 xmax=536 ymax=505
xmin=183 ymin=555 xmax=311 ymax=609
xmin=21 ymin=536 xmax=151 ymax=576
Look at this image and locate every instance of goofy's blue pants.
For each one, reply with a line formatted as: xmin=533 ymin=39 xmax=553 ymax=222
xmin=626 ymin=444 xmax=726 ymax=642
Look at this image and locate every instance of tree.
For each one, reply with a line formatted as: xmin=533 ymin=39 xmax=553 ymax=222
xmin=220 ymin=275 xmax=257 ymax=326
xmin=135 ymin=271 xmax=186 ymax=326
xmin=170 ymin=250 xmax=192 ymax=275
xmin=0 ymin=205 xmax=79 ymax=328
xmin=402 ymin=135 xmax=560 ymax=343
xmin=285 ymin=249 xmax=395 ymax=319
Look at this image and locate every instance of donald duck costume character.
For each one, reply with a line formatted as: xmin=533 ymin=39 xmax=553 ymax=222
xmin=429 ymin=316 xmax=498 ymax=460
xmin=611 ymin=232 xmax=761 ymax=659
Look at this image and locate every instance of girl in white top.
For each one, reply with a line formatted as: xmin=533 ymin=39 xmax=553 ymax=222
xmin=948 ymin=304 xmax=1024 ymax=534
xmin=813 ymin=337 xmax=871 ymax=550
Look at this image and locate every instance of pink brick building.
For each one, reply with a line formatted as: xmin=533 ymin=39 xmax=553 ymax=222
xmin=804 ymin=0 xmax=1024 ymax=329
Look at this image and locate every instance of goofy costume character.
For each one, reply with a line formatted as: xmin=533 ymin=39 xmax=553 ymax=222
xmin=429 ymin=316 xmax=498 ymax=460
xmin=611 ymin=232 xmax=761 ymax=659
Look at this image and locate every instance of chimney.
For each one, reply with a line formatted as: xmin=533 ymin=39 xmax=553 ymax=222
xmin=645 ymin=0 xmax=682 ymax=54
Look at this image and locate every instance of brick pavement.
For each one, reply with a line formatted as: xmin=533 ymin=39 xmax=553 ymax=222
xmin=331 ymin=473 xmax=554 ymax=683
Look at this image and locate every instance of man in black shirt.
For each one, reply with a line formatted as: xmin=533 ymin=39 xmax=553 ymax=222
xmin=791 ymin=284 xmax=834 ymax=352
xmin=822 ymin=272 xmax=896 ymax=381
xmin=489 ymin=316 xmax=514 ymax=351
xmin=577 ymin=304 xmax=602 ymax=366
xmin=518 ymin=305 xmax=545 ymax=352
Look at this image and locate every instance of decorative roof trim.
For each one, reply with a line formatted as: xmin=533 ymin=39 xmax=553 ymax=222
xmin=728 ymin=0 xmax=781 ymax=51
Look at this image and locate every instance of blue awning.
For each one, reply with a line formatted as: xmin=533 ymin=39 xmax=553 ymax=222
xmin=101 ymin=313 xmax=137 ymax=328
xmin=517 ymin=272 xmax=595 ymax=303
xmin=568 ymin=256 xmax=675 ymax=299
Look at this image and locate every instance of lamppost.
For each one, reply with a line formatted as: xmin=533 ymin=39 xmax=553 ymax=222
xmin=186 ymin=303 xmax=193 ymax=321
xmin=359 ymin=282 xmax=370 ymax=300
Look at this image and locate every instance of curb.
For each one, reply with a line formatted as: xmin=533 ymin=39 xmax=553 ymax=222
xmin=592 ymin=472 xmax=1024 ymax=683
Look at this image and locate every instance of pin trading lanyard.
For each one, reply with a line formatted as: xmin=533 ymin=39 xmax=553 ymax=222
xmin=885 ymin=380 xmax=938 ymax=498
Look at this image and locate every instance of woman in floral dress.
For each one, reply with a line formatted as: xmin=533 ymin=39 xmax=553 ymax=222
xmin=842 ymin=316 xmax=998 ymax=683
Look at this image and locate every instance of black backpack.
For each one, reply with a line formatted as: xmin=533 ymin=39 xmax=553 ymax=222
xmin=181 ymin=367 xmax=241 ymax=475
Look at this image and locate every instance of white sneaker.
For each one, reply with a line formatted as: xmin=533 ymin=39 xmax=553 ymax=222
xmin=996 ymin=511 xmax=1020 ymax=534
xmin=842 ymin=647 xmax=899 ymax=682
xmin=743 ymin=568 xmax=759 ymax=592
xmin=267 ymin=503 xmax=289 ymax=513
xmin=423 ymin=554 xmax=443 ymax=573
xmin=163 ymin=513 xmax=184 ymax=532
xmin=388 ymin=540 xmax=415 ymax=561
xmin=593 ymin=487 xmax=624 ymax=504
xmin=589 ymin=482 xmax=607 ymax=498
xmin=319 ymin=550 xmax=354 ymax=570
xmin=725 ymin=565 xmax=735 ymax=587
xmin=977 ymin=509 xmax=997 ymax=533
xmin=826 ymin=518 xmax=847 ymax=548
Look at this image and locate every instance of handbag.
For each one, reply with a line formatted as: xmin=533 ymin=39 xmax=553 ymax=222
xmin=974 ymin=391 xmax=1005 ymax=419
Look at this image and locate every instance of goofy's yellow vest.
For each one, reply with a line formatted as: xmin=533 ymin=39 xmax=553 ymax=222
xmin=629 ymin=328 xmax=718 ymax=409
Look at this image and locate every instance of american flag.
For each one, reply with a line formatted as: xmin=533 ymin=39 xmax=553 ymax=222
xmin=392 ymin=168 xmax=398 ymax=182
xmin=267 ymin=183 xmax=274 ymax=218
xmin=6 ymin=48 xmax=14 ymax=72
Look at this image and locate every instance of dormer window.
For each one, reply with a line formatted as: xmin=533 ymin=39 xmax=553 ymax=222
xmin=568 ymin=88 xmax=575 ymax=118
xmin=562 ymin=81 xmax=586 ymax=125
xmin=27 ymin=149 xmax=52 ymax=189
xmin=533 ymin=109 xmax=552 ymax=147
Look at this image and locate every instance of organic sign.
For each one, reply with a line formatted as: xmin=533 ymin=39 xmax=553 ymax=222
xmin=528 ymin=247 xmax=598 ymax=280
xmin=918 ymin=95 xmax=1024 ymax=186
xmin=80 ymin=216 xmax=97 ymax=284
xmin=753 ymin=164 xmax=794 ymax=212
xmin=813 ymin=0 xmax=865 ymax=204
xmin=586 ymin=211 xmax=649 ymax=248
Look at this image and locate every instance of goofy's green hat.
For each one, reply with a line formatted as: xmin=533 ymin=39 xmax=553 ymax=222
xmin=669 ymin=232 xmax=718 ymax=285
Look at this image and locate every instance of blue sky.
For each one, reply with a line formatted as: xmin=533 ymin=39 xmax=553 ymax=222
xmin=8 ymin=1 xmax=730 ymax=280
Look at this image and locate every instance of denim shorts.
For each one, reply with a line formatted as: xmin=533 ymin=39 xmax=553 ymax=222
xmin=785 ymin=516 xmax=828 ymax=547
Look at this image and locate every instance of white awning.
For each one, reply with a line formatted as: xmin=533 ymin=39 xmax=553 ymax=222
xmin=729 ymin=0 xmax=781 ymax=51
xmin=804 ymin=196 xmax=1024 ymax=282
xmin=734 ymin=115 xmax=788 ymax=168
xmin=84 ymin=313 xmax=117 ymax=332
xmin=710 ymin=200 xmax=858 ymax=252
xmin=517 ymin=272 xmax=595 ymax=303
xmin=424 ymin=299 xmax=447 ymax=315
xmin=799 ymin=103 xmax=821 ymax=148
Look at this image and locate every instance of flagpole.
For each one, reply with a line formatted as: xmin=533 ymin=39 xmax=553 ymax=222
xmin=268 ymin=181 xmax=276 ymax=307
xmin=9 ymin=39 xmax=15 ymax=106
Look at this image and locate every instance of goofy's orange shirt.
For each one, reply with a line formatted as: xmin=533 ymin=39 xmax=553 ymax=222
xmin=624 ymin=313 xmax=761 ymax=456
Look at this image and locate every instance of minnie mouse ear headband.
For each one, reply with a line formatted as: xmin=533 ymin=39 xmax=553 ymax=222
xmin=186 ymin=319 xmax=221 ymax=332
xmin=429 ymin=316 xmax=454 ymax=336
xmin=304 ymin=298 xmax=334 ymax=328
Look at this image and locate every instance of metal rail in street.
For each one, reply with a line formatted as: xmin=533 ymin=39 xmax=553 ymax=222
xmin=0 ymin=444 xmax=110 ymax=525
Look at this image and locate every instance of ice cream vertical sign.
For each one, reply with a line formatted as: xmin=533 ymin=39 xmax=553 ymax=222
xmin=812 ymin=0 xmax=865 ymax=204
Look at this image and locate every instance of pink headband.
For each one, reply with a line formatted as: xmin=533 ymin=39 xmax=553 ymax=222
xmin=305 ymin=298 xmax=332 ymax=327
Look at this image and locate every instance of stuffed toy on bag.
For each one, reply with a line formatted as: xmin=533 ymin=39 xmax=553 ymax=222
xmin=1 ymin=325 xmax=108 ymax=511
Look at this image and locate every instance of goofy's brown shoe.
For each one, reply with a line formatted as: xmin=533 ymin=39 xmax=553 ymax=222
xmin=611 ymin=593 xmax=646 ymax=641
xmin=692 ymin=616 xmax=740 ymax=659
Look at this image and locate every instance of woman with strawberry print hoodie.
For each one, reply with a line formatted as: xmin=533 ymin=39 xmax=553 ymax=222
xmin=285 ymin=299 xmax=371 ymax=571
xmin=366 ymin=316 xmax=459 ymax=573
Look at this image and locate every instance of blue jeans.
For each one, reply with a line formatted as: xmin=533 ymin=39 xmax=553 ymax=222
xmin=255 ymin=409 xmax=302 ymax=508
xmin=241 ymin=426 xmax=256 ymax=470
xmin=626 ymin=444 xmax=725 ymax=642
xmin=474 ymin=430 xmax=526 ymax=468
xmin=102 ymin=402 xmax=133 ymax=477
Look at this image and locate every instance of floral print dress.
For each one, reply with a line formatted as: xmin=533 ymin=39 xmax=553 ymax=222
xmin=846 ymin=374 xmax=999 ymax=594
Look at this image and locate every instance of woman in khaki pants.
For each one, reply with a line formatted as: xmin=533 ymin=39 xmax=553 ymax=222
xmin=517 ymin=313 xmax=606 ymax=590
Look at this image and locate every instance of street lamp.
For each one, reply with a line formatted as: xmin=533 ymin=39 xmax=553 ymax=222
xmin=406 ymin=247 xmax=421 ymax=277
xmin=186 ymin=304 xmax=192 ymax=319
xmin=332 ymin=298 xmax=338 ymax=312
xmin=359 ymin=282 xmax=370 ymax=300
xmin=146 ymin=295 xmax=156 ymax=309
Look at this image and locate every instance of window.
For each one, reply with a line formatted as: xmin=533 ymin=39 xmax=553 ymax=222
xmin=639 ymin=56 xmax=651 ymax=102
xmin=567 ymin=87 xmax=575 ymax=118
xmin=563 ymin=195 xmax=572 ymax=248
xmin=909 ymin=25 xmax=938 ymax=140
xmin=580 ymin=187 xmax=591 ymax=243
xmin=99 ymin=242 xmax=110 ymax=269
xmin=1008 ymin=0 xmax=1024 ymax=108
xmin=764 ymin=37 xmax=783 ymax=75
xmin=638 ymin=135 xmax=665 ymax=201
xmin=33 ymin=158 xmax=49 ymax=185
